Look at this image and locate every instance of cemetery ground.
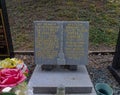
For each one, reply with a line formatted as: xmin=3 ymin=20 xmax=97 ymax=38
xmin=5 ymin=0 xmax=120 ymax=94
xmin=15 ymin=53 xmax=120 ymax=94
xmin=6 ymin=0 xmax=120 ymax=51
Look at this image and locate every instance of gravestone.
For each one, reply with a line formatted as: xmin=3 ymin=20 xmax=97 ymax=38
xmin=28 ymin=21 xmax=96 ymax=95
xmin=34 ymin=21 xmax=88 ymax=70
xmin=0 ymin=0 xmax=14 ymax=59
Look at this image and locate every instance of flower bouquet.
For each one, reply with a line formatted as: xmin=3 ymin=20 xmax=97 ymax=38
xmin=0 ymin=58 xmax=28 ymax=95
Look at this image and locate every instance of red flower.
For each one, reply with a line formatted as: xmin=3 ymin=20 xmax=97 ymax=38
xmin=0 ymin=69 xmax=26 ymax=88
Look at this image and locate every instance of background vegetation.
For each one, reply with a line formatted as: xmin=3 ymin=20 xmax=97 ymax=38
xmin=6 ymin=0 xmax=120 ymax=50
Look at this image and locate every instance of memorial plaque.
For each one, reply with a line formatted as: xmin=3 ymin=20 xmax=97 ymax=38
xmin=35 ymin=21 xmax=89 ymax=65
xmin=0 ymin=0 xmax=14 ymax=58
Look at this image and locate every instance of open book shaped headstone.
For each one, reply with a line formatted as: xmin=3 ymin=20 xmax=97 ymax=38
xmin=34 ymin=21 xmax=89 ymax=67
xmin=28 ymin=21 xmax=95 ymax=94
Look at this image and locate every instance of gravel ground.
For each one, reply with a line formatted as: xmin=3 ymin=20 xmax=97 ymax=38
xmin=15 ymin=54 xmax=120 ymax=95
xmin=87 ymin=54 xmax=120 ymax=95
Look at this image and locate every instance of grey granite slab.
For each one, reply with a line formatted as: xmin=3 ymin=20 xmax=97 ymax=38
xmin=34 ymin=21 xmax=89 ymax=65
xmin=28 ymin=65 xmax=96 ymax=94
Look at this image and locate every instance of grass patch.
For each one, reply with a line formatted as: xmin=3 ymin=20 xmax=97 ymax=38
xmin=6 ymin=0 xmax=120 ymax=50
xmin=90 ymin=27 xmax=118 ymax=46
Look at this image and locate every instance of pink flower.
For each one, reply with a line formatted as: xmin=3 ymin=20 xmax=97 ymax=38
xmin=0 ymin=68 xmax=26 ymax=88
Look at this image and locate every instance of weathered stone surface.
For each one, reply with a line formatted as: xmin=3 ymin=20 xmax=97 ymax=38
xmin=34 ymin=21 xmax=89 ymax=65
xmin=28 ymin=65 xmax=96 ymax=94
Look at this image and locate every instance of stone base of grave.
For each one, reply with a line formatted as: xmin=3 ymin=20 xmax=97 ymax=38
xmin=28 ymin=65 xmax=96 ymax=95
xmin=108 ymin=66 xmax=120 ymax=84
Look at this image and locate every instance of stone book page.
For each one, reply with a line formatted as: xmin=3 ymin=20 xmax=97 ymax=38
xmin=64 ymin=22 xmax=89 ymax=65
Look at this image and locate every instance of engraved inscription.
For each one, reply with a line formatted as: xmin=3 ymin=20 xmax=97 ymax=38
xmin=35 ymin=21 xmax=89 ymax=65
xmin=35 ymin=23 xmax=59 ymax=59
xmin=64 ymin=23 xmax=86 ymax=59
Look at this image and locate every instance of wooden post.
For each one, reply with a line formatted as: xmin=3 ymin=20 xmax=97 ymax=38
xmin=0 ymin=0 xmax=14 ymax=59
xmin=112 ymin=27 xmax=120 ymax=69
xmin=108 ymin=27 xmax=120 ymax=84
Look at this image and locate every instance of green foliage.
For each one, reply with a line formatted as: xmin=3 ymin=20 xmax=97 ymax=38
xmin=0 ymin=93 xmax=16 ymax=95
xmin=90 ymin=27 xmax=118 ymax=45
